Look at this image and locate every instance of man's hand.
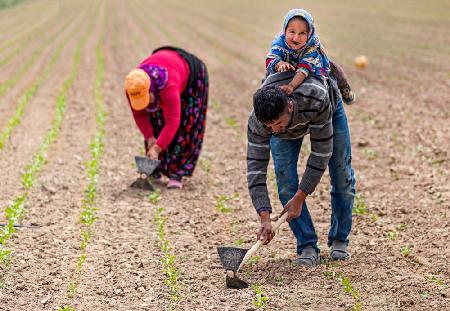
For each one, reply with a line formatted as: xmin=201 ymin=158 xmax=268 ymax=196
xmin=276 ymin=61 xmax=295 ymax=72
xmin=257 ymin=211 xmax=274 ymax=245
xmin=147 ymin=143 xmax=162 ymax=160
xmin=279 ymin=84 xmax=294 ymax=95
xmin=283 ymin=190 xmax=308 ymax=222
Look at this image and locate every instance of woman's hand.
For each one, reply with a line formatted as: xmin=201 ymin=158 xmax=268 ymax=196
xmin=276 ymin=61 xmax=295 ymax=72
xmin=147 ymin=143 xmax=162 ymax=160
xmin=147 ymin=137 xmax=156 ymax=149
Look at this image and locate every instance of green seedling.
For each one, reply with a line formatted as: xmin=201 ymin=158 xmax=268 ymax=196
xmin=215 ymin=193 xmax=239 ymax=213
xmin=224 ymin=116 xmax=238 ymax=128
xmin=339 ymin=276 xmax=363 ymax=311
xmin=230 ymin=221 xmax=239 ymax=233
xmin=397 ymin=223 xmax=407 ymax=231
xmin=247 ymin=255 xmax=260 ymax=268
xmin=149 ymin=189 xmax=161 ymax=204
xmin=234 ymin=238 xmax=244 ymax=247
xmin=362 ymin=147 xmax=377 ymax=159
xmin=67 ymin=280 xmax=77 ymax=298
xmin=400 ymin=245 xmax=412 ymax=257
xmin=324 ymin=270 xmax=335 ymax=279
xmin=353 ymin=194 xmax=367 ymax=215
xmin=384 ymin=231 xmax=397 ymax=241
xmin=199 ymin=157 xmax=211 ymax=174
xmin=420 ymin=291 xmax=429 ymax=299
xmin=57 ymin=306 xmax=75 ymax=311
xmin=154 ymin=207 xmax=181 ymax=303
xmin=370 ymin=213 xmax=379 ymax=222
xmin=325 ymin=271 xmax=363 ymax=310
xmin=429 ymin=274 xmax=444 ymax=286
xmin=341 ymin=277 xmax=357 ymax=295
xmin=210 ymin=101 xmax=221 ymax=111
xmin=251 ymin=284 xmax=269 ymax=310
xmin=274 ymin=275 xmax=285 ymax=284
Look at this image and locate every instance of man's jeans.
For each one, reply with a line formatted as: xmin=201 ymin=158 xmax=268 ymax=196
xmin=270 ymin=99 xmax=356 ymax=254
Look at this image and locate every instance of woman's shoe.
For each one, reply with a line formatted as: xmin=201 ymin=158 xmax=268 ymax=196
xmin=167 ymin=179 xmax=183 ymax=189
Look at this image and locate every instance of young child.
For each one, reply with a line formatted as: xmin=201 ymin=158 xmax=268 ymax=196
xmin=266 ymin=9 xmax=355 ymax=104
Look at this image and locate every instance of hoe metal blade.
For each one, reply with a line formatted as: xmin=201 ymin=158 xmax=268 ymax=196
xmin=135 ymin=156 xmax=160 ymax=176
xmin=217 ymin=246 xmax=249 ymax=272
xmin=217 ymin=246 xmax=250 ymax=289
xmin=130 ymin=177 xmax=155 ymax=190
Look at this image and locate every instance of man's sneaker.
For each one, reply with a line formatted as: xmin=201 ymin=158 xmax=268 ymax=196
xmin=330 ymin=240 xmax=351 ymax=260
xmin=341 ymin=87 xmax=356 ymax=105
xmin=292 ymin=246 xmax=320 ymax=267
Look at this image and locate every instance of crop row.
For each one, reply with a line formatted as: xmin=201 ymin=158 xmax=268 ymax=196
xmin=57 ymin=6 xmax=106 ymax=309
xmin=64 ymin=41 xmax=106 ymax=309
xmin=153 ymin=204 xmax=181 ymax=309
xmin=0 ymin=13 xmax=85 ymax=150
xmin=323 ymin=269 xmax=363 ymax=311
xmin=0 ymin=12 xmax=81 ymax=98
xmin=0 ymin=7 xmax=92 ymax=284
xmin=0 ymin=7 xmax=75 ymax=69
xmin=0 ymin=6 xmax=56 ymax=53
xmin=125 ymin=3 xmax=365 ymax=310
xmin=127 ymin=5 xmax=271 ymax=307
xmin=147 ymin=188 xmax=182 ymax=308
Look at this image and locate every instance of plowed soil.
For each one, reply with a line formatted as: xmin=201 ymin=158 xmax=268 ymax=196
xmin=0 ymin=0 xmax=449 ymax=310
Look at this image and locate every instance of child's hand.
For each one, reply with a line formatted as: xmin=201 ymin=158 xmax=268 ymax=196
xmin=279 ymin=84 xmax=294 ymax=95
xmin=276 ymin=61 xmax=295 ymax=72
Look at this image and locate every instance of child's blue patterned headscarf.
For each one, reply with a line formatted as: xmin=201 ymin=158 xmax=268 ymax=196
xmin=267 ymin=9 xmax=330 ymax=77
xmin=282 ymin=9 xmax=317 ymax=48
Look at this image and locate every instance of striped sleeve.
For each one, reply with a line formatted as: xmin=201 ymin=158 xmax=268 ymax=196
xmin=298 ymin=98 xmax=333 ymax=194
xmin=297 ymin=46 xmax=322 ymax=77
xmin=266 ymin=44 xmax=287 ymax=74
xmin=247 ymin=112 xmax=272 ymax=213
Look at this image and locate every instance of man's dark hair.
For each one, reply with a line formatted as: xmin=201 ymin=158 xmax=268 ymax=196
xmin=253 ymin=86 xmax=288 ymax=123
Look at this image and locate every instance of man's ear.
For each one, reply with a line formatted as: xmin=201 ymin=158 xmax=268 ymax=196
xmin=288 ymin=100 xmax=294 ymax=113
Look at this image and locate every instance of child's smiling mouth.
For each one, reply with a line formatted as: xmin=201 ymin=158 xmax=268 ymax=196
xmin=290 ymin=41 xmax=303 ymax=49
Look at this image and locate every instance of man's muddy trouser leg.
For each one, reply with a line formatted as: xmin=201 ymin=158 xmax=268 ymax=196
xmin=270 ymin=99 xmax=356 ymax=254
xmin=327 ymin=99 xmax=356 ymax=246
xmin=270 ymin=136 xmax=319 ymax=255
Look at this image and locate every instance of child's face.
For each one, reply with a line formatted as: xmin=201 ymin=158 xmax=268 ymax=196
xmin=285 ymin=18 xmax=309 ymax=50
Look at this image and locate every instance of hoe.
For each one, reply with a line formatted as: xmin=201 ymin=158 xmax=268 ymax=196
xmin=217 ymin=212 xmax=288 ymax=289
xmin=130 ymin=156 xmax=160 ymax=190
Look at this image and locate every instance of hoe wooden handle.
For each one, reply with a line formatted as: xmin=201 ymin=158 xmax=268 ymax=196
xmin=237 ymin=212 xmax=288 ymax=272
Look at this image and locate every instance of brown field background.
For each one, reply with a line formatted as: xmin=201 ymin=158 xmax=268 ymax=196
xmin=0 ymin=0 xmax=449 ymax=310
